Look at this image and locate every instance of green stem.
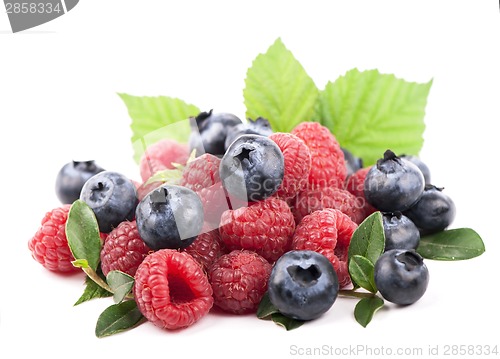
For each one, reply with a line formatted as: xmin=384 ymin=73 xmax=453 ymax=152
xmin=81 ymin=267 xmax=134 ymax=300
xmin=339 ymin=289 xmax=377 ymax=299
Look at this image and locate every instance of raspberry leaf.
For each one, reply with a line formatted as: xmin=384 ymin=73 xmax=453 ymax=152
xmin=106 ymin=271 xmax=135 ymax=303
xmin=66 ymin=200 xmax=102 ymax=272
xmin=95 ymin=300 xmax=145 ymax=338
xmin=354 ymin=296 xmax=384 ymax=328
xmin=348 ymin=255 xmax=377 ymax=293
xmin=316 ymin=69 xmax=432 ymax=166
xmin=244 ymin=38 xmax=319 ymax=133
xmin=256 ymin=292 xmax=280 ymax=319
xmin=417 ymin=228 xmax=485 ymax=260
xmin=119 ymin=93 xmax=200 ymax=163
xmin=75 ymin=275 xmax=112 ymax=306
xmin=348 ymin=211 xmax=385 ymax=266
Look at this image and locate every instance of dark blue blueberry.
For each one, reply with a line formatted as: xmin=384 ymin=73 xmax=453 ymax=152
xmin=55 ymin=160 xmax=104 ymax=204
xmin=364 ymin=150 xmax=425 ymax=212
xmin=135 ymin=185 xmax=204 ymax=250
xmin=224 ymin=117 xmax=273 ymax=150
xmin=404 ymin=185 xmax=456 ymax=235
xmin=382 ymin=212 xmax=420 ymax=251
xmin=400 ymin=155 xmax=431 ymax=184
xmin=374 ymin=249 xmax=429 ymax=305
xmin=219 ymin=134 xmax=284 ymax=203
xmin=80 ymin=171 xmax=138 ymax=233
xmin=189 ymin=110 xmax=242 ymax=157
xmin=268 ymin=250 xmax=339 ymax=321
xmin=342 ymin=147 xmax=363 ymax=177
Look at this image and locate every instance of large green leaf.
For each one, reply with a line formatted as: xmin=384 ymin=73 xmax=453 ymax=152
xmin=417 ymin=228 xmax=485 ymax=260
xmin=316 ymin=69 xmax=432 ymax=165
xmin=244 ymin=38 xmax=319 ymax=132
xmin=119 ymin=93 xmax=200 ymax=163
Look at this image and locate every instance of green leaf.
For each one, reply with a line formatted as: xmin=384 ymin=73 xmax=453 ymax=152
xmin=118 ymin=93 xmax=200 ymax=163
xmin=417 ymin=228 xmax=485 ymax=260
xmin=145 ymin=167 xmax=183 ymax=185
xmin=348 ymin=255 xmax=377 ymax=293
xmin=348 ymin=211 xmax=385 ymax=265
xmin=316 ymin=69 xmax=432 ymax=165
xmin=66 ymin=200 xmax=102 ymax=271
xmin=95 ymin=300 xmax=144 ymax=338
xmin=106 ymin=271 xmax=135 ymax=303
xmin=257 ymin=292 xmax=280 ymax=318
xmin=74 ymin=275 xmax=113 ymax=306
xmin=271 ymin=313 xmax=305 ymax=331
xmin=244 ymin=38 xmax=319 ymax=133
xmin=354 ymin=296 xmax=384 ymax=328
xmin=71 ymin=259 xmax=89 ymax=268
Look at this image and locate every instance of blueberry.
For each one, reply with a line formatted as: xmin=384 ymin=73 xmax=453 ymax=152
xmin=189 ymin=110 xmax=243 ymax=157
xmin=382 ymin=212 xmax=420 ymax=251
xmin=219 ymin=134 xmax=284 ymax=202
xmin=342 ymin=147 xmax=363 ymax=177
xmin=55 ymin=160 xmax=105 ymax=204
xmin=374 ymin=249 xmax=429 ymax=305
xmin=80 ymin=171 xmax=138 ymax=233
xmin=135 ymin=185 xmax=204 ymax=250
xmin=364 ymin=150 xmax=425 ymax=212
xmin=404 ymin=185 xmax=456 ymax=235
xmin=400 ymin=155 xmax=431 ymax=184
xmin=224 ymin=117 xmax=273 ymax=150
xmin=268 ymin=250 xmax=339 ymax=321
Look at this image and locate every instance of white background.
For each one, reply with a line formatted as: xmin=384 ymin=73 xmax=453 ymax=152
xmin=1 ymin=1 xmax=499 ymax=358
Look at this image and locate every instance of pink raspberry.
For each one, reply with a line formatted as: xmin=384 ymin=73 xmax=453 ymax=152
xmin=208 ymin=250 xmax=272 ymax=314
xmin=100 ymin=220 xmax=151 ymax=277
xmin=183 ymin=225 xmax=224 ymax=272
xmin=28 ymin=205 xmax=79 ymax=273
xmin=292 ymin=208 xmax=357 ymax=288
xmin=139 ymin=139 xmax=189 ymax=182
xmin=345 ymin=166 xmax=377 ymax=217
xmin=134 ymin=249 xmax=213 ymax=330
xmin=180 ymin=153 xmax=221 ymax=191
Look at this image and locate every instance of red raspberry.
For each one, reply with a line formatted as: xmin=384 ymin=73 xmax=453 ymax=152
xmin=100 ymin=220 xmax=151 ymax=277
xmin=183 ymin=225 xmax=223 ymax=272
xmin=345 ymin=166 xmax=377 ymax=217
xmin=134 ymin=249 xmax=213 ymax=330
xmin=219 ymin=197 xmax=295 ymax=262
xmin=139 ymin=139 xmax=189 ymax=182
xmin=180 ymin=153 xmax=221 ymax=191
xmin=269 ymin=132 xmax=311 ymax=200
xmin=292 ymin=122 xmax=346 ymax=189
xmin=28 ymin=205 xmax=78 ymax=273
xmin=291 ymin=186 xmax=365 ymax=225
xmin=197 ymin=182 xmax=231 ymax=226
xmin=208 ymin=250 xmax=272 ymax=314
xmin=292 ymin=208 xmax=357 ymax=288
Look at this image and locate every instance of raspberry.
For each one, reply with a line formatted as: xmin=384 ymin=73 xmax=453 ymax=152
xmin=219 ymin=197 xmax=295 ymax=262
xmin=269 ymin=132 xmax=311 ymax=200
xmin=183 ymin=225 xmax=223 ymax=271
xmin=291 ymin=208 xmax=357 ymax=288
xmin=100 ymin=220 xmax=151 ymax=277
xmin=292 ymin=122 xmax=346 ymax=189
xmin=139 ymin=139 xmax=189 ymax=182
xmin=136 ymin=180 xmax=163 ymax=201
xmin=180 ymin=153 xmax=221 ymax=191
xmin=134 ymin=249 xmax=213 ymax=330
xmin=28 ymin=205 xmax=78 ymax=273
xmin=208 ymin=250 xmax=272 ymax=314
xmin=197 ymin=182 xmax=231 ymax=226
xmin=290 ymin=186 xmax=365 ymax=225
xmin=345 ymin=166 xmax=377 ymax=217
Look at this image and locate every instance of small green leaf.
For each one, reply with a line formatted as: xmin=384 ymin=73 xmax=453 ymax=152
xmin=348 ymin=211 xmax=385 ymax=265
xmin=316 ymin=68 xmax=432 ymax=165
xmin=244 ymin=38 xmax=319 ymax=133
xmin=95 ymin=300 xmax=144 ymax=338
xmin=417 ymin=228 xmax=485 ymax=260
xmin=271 ymin=313 xmax=305 ymax=331
xmin=256 ymin=292 xmax=280 ymax=319
xmin=145 ymin=167 xmax=183 ymax=185
xmin=74 ymin=275 xmax=113 ymax=306
xmin=107 ymin=271 xmax=135 ymax=303
xmin=118 ymin=93 xmax=200 ymax=163
xmin=354 ymin=296 xmax=384 ymax=328
xmin=348 ymin=255 xmax=377 ymax=293
xmin=72 ymin=259 xmax=89 ymax=268
xmin=66 ymin=200 xmax=102 ymax=271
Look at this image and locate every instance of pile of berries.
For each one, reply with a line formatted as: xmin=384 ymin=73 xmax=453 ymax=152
xmin=28 ymin=110 xmax=456 ymax=331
